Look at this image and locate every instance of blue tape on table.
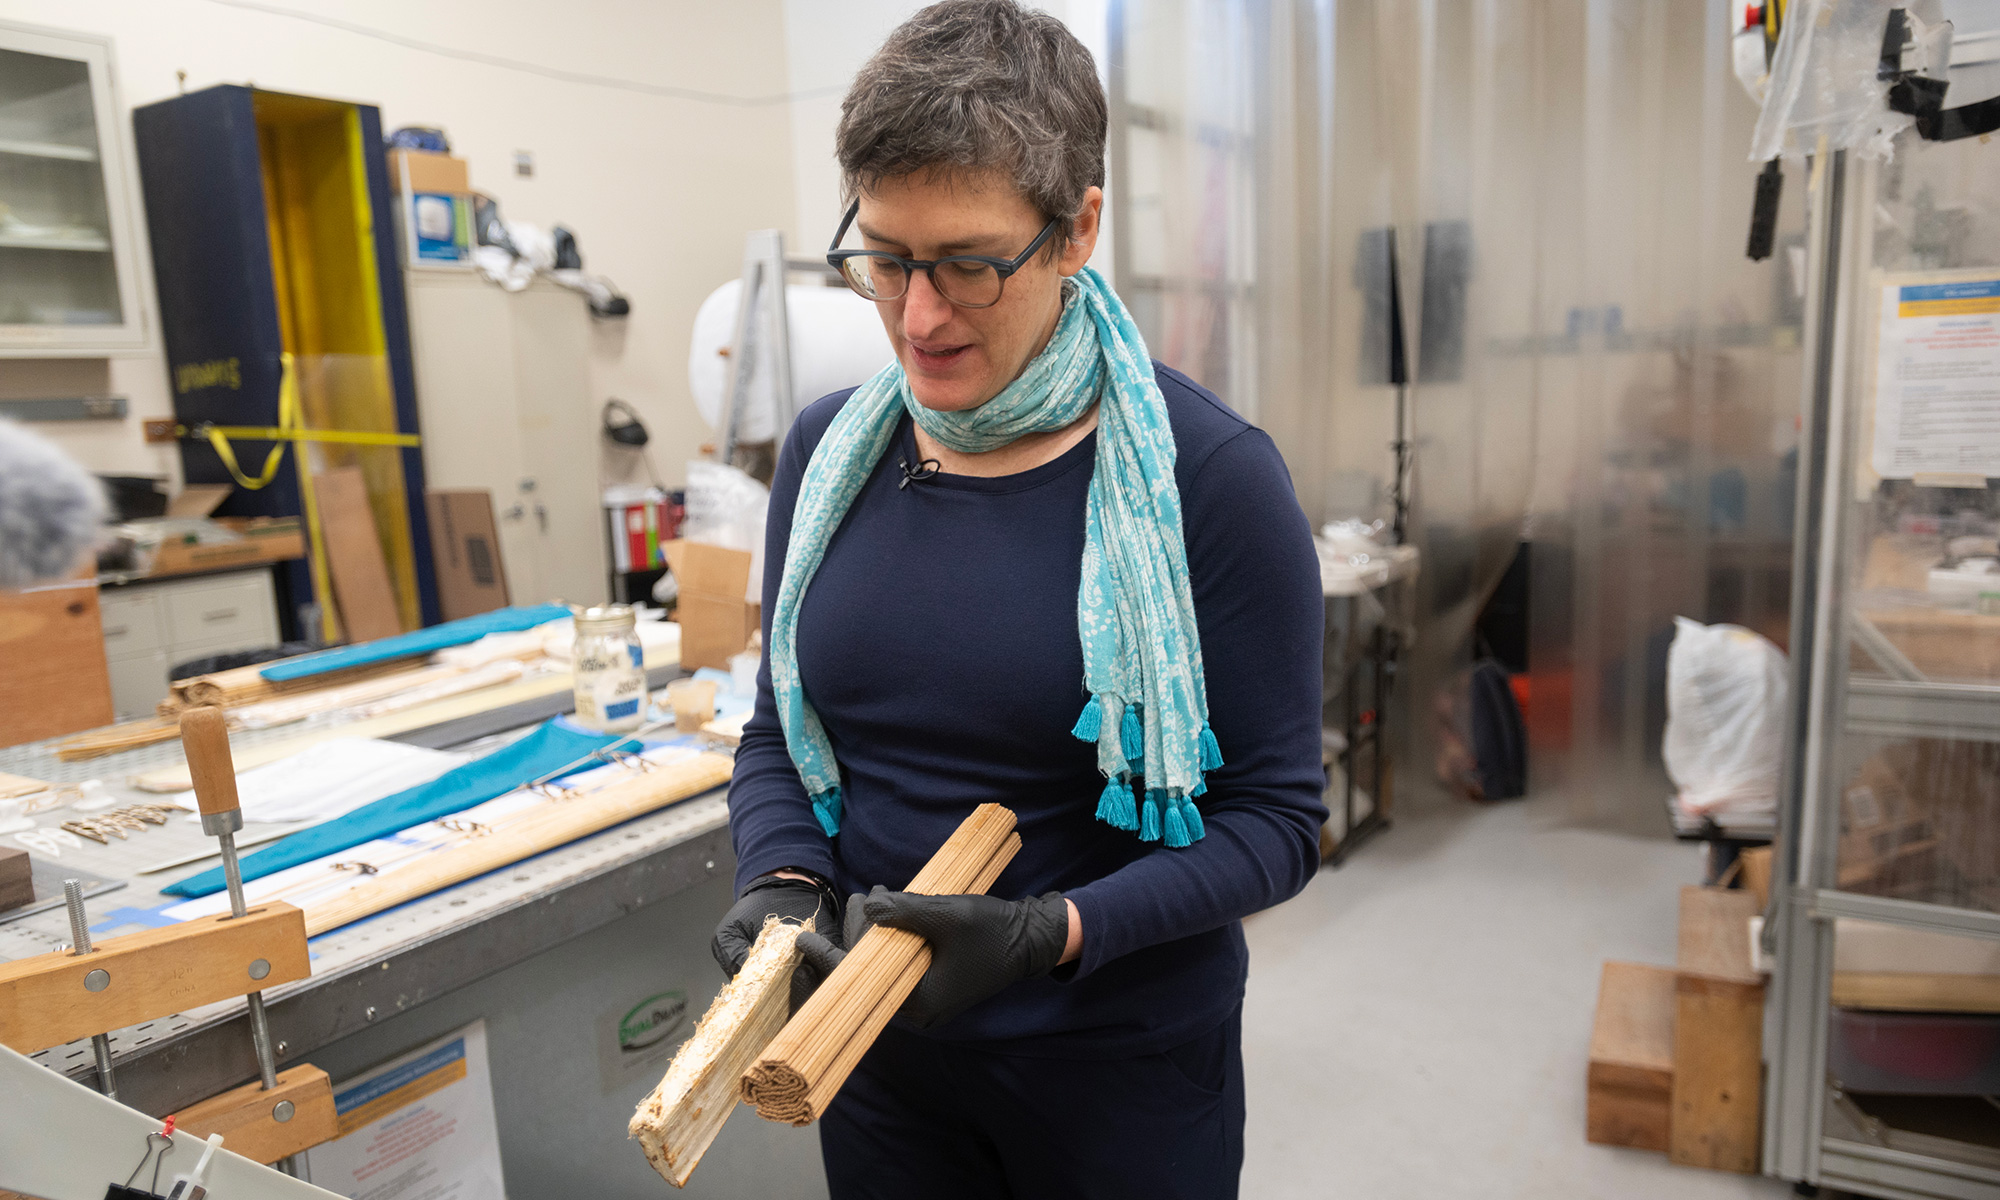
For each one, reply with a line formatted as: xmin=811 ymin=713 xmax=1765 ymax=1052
xmin=162 ymin=718 xmax=629 ymax=898
xmin=257 ymin=604 xmax=571 ymax=682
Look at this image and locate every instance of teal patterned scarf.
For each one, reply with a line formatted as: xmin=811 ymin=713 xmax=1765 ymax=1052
xmin=768 ymin=265 xmax=1220 ymax=847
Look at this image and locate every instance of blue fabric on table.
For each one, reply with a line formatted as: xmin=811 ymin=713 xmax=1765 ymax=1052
xmin=162 ymin=718 xmax=629 ymax=898
xmin=257 ymin=604 xmax=571 ymax=683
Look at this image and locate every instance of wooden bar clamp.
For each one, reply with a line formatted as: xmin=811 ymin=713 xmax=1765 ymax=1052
xmin=0 ymin=902 xmax=311 ymax=1053
xmin=177 ymin=1064 xmax=337 ymax=1164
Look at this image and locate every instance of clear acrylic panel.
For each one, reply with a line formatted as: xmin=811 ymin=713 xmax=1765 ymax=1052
xmin=1829 ymin=134 xmax=2000 ymax=915
xmin=0 ymin=45 xmax=121 ymax=327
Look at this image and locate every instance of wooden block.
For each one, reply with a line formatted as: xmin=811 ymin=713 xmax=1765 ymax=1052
xmin=0 ymin=848 xmax=31 ymax=913
xmin=1587 ymin=962 xmax=1675 ymax=1152
xmin=0 ymin=903 xmax=310 ymax=1053
xmin=0 ymin=581 xmax=113 ymax=749
xmin=1737 ymin=847 xmax=1772 ymax=911
xmin=315 ymin=466 xmax=403 ymax=642
xmin=1672 ymin=887 xmax=1764 ymax=1173
xmin=176 ymin=1064 xmax=336 ymax=1164
xmin=1677 ymin=886 xmax=1760 ymax=984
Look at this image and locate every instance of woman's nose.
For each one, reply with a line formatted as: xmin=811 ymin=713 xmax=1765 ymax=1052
xmin=901 ymin=269 xmax=954 ymax=339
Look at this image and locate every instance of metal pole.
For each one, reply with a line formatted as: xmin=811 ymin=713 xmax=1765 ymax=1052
xmin=63 ymin=879 xmax=116 ymax=1101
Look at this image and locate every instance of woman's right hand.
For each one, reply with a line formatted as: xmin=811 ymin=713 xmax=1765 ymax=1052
xmin=712 ymin=871 xmax=846 ymax=1013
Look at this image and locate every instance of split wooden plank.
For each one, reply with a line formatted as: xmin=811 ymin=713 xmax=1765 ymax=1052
xmin=632 ymin=917 xmax=809 ymax=1187
xmin=0 ymin=903 xmax=310 ymax=1053
xmin=1587 ymin=962 xmax=1675 ymax=1152
xmin=741 ymin=805 xmax=1020 ymax=1126
xmin=315 ymin=465 xmax=403 ymax=642
xmin=167 ymin=655 xmax=422 ymax=711
xmin=1832 ymin=971 xmax=2000 ymax=1013
xmin=177 ymin=1064 xmax=337 ymax=1164
xmin=52 ymin=715 xmax=182 ymax=761
xmin=297 ymin=750 xmax=734 ymax=936
xmin=0 ymin=771 xmax=47 ymax=800
xmin=1670 ymin=887 xmax=1763 ymax=1174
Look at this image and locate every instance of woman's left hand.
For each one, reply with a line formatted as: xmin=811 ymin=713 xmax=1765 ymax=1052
xmin=795 ymin=885 xmax=1073 ymax=1029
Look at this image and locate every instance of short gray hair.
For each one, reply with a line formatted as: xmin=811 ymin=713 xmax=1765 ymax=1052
xmin=836 ymin=0 xmax=1106 ymax=246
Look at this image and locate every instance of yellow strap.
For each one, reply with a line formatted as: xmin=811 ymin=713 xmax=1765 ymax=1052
xmin=189 ymin=357 xmax=419 ymax=491
xmin=202 ymin=426 xmax=422 ymax=449
xmin=190 ymin=353 xmax=417 ymax=642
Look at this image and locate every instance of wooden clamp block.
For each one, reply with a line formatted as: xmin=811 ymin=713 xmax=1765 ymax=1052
xmin=0 ymin=847 xmax=31 ymax=913
xmin=1671 ymin=886 xmax=1764 ymax=1174
xmin=1587 ymin=961 xmax=1675 ymax=1152
xmin=177 ymin=1064 xmax=337 ymax=1164
xmin=0 ymin=902 xmax=310 ymax=1053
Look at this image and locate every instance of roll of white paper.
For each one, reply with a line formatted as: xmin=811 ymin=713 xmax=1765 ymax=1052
xmin=688 ymin=279 xmax=895 ymax=442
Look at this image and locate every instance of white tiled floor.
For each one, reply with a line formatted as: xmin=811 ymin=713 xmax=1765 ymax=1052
xmin=1240 ymin=783 xmax=1796 ymax=1199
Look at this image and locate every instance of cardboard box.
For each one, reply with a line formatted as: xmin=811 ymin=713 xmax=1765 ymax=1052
xmin=425 ymin=490 xmax=511 ymax=621
xmin=386 ymin=149 xmax=469 ymax=194
xmin=663 ymin=539 xmax=758 ymax=671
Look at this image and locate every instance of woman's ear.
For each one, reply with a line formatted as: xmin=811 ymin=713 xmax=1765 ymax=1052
xmin=1058 ymin=186 xmax=1104 ymax=277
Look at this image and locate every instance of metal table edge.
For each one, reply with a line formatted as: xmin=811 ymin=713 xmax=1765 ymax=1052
xmin=66 ymin=790 xmax=737 ymax=1115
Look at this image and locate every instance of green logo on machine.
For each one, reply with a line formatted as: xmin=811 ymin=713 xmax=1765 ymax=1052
xmin=618 ymin=990 xmax=689 ymax=1054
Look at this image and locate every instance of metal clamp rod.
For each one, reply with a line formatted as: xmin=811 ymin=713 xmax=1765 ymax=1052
xmin=62 ymin=878 xmax=117 ymax=1101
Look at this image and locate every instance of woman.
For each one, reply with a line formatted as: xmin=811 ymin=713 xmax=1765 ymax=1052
xmin=712 ymin=3 xmax=1325 ymax=1195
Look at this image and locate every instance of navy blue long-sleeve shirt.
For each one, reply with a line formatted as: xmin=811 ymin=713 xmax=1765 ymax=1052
xmin=728 ymin=362 xmax=1326 ymax=1058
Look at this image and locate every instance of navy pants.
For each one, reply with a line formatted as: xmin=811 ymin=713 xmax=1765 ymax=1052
xmin=820 ymin=1006 xmax=1245 ymax=1200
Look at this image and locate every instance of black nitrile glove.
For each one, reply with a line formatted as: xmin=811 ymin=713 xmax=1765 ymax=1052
xmin=791 ymin=890 xmax=870 ymax=1012
xmin=711 ymin=872 xmax=840 ymax=1012
xmin=858 ymin=884 xmax=1071 ymax=1029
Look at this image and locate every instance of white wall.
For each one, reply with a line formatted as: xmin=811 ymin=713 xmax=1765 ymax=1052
xmin=2 ymin=0 xmax=1115 ymax=496
xmin=0 ymin=0 xmax=799 ymax=490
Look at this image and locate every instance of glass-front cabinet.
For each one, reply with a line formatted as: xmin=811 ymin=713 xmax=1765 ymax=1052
xmin=0 ymin=21 xmax=148 ymax=354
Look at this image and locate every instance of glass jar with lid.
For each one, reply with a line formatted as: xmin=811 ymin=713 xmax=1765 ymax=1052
xmin=572 ymin=605 xmax=645 ymax=732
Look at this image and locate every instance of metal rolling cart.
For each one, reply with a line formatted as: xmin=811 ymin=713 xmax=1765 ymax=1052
xmin=1320 ymin=544 xmax=1418 ymax=865
xmin=1764 ymin=138 xmax=2000 ymax=1199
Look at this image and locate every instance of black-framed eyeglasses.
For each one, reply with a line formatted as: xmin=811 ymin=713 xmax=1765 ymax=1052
xmin=826 ymin=200 xmax=1060 ymax=309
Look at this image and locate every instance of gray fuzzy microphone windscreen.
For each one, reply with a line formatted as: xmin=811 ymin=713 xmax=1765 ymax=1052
xmin=0 ymin=418 xmax=108 ymax=588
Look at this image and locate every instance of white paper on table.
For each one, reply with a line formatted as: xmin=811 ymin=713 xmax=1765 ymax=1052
xmin=1872 ymin=277 xmax=2000 ymax=479
xmin=175 ymin=739 xmax=466 ymax=825
xmin=305 ymin=1018 xmax=507 ymax=1200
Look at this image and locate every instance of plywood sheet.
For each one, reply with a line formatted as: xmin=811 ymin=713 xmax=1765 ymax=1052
xmin=315 ymin=466 xmax=402 ymax=643
xmin=0 ymin=583 xmax=113 ymax=749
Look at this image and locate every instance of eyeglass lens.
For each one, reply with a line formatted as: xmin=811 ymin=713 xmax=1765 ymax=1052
xmin=841 ymin=255 xmax=1004 ymax=308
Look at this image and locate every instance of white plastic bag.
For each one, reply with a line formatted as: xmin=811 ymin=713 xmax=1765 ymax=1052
xmin=1663 ymin=617 xmax=1790 ymax=819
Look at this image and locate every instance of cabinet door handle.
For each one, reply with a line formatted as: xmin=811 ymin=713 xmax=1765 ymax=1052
xmin=104 ymin=625 xmax=128 ymax=638
xmin=202 ymin=607 xmax=238 ymax=622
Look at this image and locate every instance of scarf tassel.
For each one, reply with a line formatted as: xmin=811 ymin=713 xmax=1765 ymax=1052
xmin=1199 ymin=724 xmax=1223 ymax=771
xmin=1070 ymin=696 xmax=1103 ymax=742
xmin=1139 ymin=789 xmax=1164 ymax=842
xmin=810 ymin=786 xmax=844 ymax=837
xmin=1095 ymin=774 xmax=1139 ymax=831
xmin=1121 ymin=705 xmax=1145 ymax=772
xmin=1179 ymin=795 xmax=1206 ymax=842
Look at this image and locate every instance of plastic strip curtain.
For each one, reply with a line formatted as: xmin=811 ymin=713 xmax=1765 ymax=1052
xmin=1112 ymin=0 xmax=1803 ymax=821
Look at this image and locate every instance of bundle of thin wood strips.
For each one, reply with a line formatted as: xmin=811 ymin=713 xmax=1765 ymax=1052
xmin=741 ymin=804 xmax=1020 ymax=1126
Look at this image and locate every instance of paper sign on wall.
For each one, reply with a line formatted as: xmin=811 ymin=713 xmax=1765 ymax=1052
xmin=1873 ymin=277 xmax=2000 ymax=480
xmin=306 ymin=1019 xmax=506 ymax=1200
